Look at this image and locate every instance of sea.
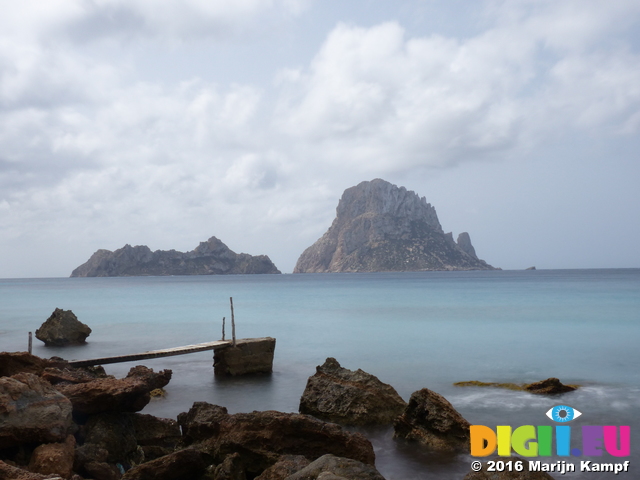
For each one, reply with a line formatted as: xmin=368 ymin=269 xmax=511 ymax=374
xmin=1 ymin=269 xmax=639 ymax=479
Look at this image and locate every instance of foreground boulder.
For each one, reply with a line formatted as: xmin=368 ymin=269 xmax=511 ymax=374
xmin=0 ymin=373 xmax=73 ymax=448
xmin=35 ymin=308 xmax=92 ymax=346
xmin=299 ymin=358 xmax=406 ymax=426
xmin=28 ymin=434 xmax=76 ymax=479
xmin=0 ymin=460 xmax=58 ymax=480
xmin=254 ymin=455 xmax=310 ymax=480
xmin=54 ymin=365 xmax=172 ymax=416
xmin=523 ymin=378 xmax=577 ymax=395
xmin=285 ymin=454 xmax=387 ymax=480
xmin=178 ymin=402 xmax=375 ymax=477
xmin=393 ymin=388 xmax=470 ymax=452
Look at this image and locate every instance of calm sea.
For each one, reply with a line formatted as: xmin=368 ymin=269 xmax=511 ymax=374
xmin=1 ymin=270 xmax=639 ymax=479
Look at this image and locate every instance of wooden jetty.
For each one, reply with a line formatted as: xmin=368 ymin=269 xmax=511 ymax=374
xmin=68 ymin=339 xmax=232 ymax=367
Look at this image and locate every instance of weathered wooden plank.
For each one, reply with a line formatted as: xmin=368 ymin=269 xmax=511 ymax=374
xmin=67 ymin=340 xmax=231 ymax=367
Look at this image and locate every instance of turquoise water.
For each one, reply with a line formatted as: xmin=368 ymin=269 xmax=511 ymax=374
xmin=1 ymin=270 xmax=639 ymax=479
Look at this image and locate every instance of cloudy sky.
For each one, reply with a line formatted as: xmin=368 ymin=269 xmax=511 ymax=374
xmin=1 ymin=0 xmax=639 ymax=277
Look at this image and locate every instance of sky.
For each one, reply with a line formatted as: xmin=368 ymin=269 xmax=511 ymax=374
xmin=1 ymin=0 xmax=639 ymax=277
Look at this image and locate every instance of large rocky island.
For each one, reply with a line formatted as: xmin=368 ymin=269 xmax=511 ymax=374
xmin=71 ymin=236 xmax=280 ymax=277
xmin=294 ymin=179 xmax=496 ymax=273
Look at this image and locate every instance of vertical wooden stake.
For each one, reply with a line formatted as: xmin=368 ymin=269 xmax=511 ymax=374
xmin=230 ymin=297 xmax=236 ymax=347
xmin=28 ymin=332 xmax=32 ymax=354
xmin=222 ymin=317 xmax=226 ymax=341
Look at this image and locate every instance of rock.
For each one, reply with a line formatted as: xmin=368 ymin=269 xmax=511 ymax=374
xmin=463 ymin=457 xmax=555 ymax=479
xmin=0 ymin=460 xmax=58 ymax=480
xmin=299 ymin=358 xmax=406 ymax=426
xmin=70 ymin=236 xmax=281 ymax=277
xmin=525 ymin=266 xmax=536 ymax=270
xmin=42 ymin=365 xmax=112 ymax=386
xmin=54 ymin=366 xmax=172 ymax=417
xmin=211 ymin=452 xmax=246 ymax=480
xmin=129 ymin=412 xmax=181 ymax=449
xmin=213 ymin=338 xmax=276 ymax=376
xmin=28 ymin=434 xmax=76 ymax=479
xmin=254 ymin=455 xmax=310 ymax=480
xmin=0 ymin=352 xmax=67 ymax=377
xmin=0 ymin=373 xmax=73 ymax=449
xmin=393 ymin=388 xmax=470 ymax=452
xmin=35 ymin=309 xmax=92 ymax=346
xmin=79 ymin=413 xmax=140 ymax=465
xmin=523 ymin=378 xmax=577 ymax=395
xmin=294 ymin=179 xmax=496 ymax=273
xmin=284 ymin=454 xmax=387 ymax=480
xmin=120 ymin=448 xmax=211 ymax=480
xmin=177 ymin=402 xmax=375 ymax=477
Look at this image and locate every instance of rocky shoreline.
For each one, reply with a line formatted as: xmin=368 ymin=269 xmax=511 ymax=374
xmin=1 ymin=352 xmax=558 ymax=480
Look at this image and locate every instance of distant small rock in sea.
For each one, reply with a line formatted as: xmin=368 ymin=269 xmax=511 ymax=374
xmin=525 ymin=266 xmax=536 ymax=270
xmin=70 ymin=236 xmax=281 ymax=277
xmin=35 ymin=308 xmax=91 ymax=346
xmin=294 ymin=178 xmax=497 ymax=273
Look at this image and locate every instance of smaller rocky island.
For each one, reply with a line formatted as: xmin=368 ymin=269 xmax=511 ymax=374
xmin=71 ymin=236 xmax=280 ymax=277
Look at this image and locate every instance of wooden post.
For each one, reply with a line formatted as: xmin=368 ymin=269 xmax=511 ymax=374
xmin=222 ymin=317 xmax=226 ymax=341
xmin=230 ymin=297 xmax=236 ymax=347
xmin=28 ymin=332 xmax=32 ymax=354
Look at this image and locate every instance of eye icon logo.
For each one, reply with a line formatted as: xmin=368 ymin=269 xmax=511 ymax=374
xmin=546 ymin=405 xmax=582 ymax=423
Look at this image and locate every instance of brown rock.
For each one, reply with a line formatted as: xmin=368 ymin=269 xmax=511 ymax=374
xmin=523 ymin=378 xmax=576 ymax=395
xmin=35 ymin=308 xmax=92 ymax=346
xmin=28 ymin=435 xmax=76 ymax=479
xmin=254 ymin=455 xmax=310 ymax=480
xmin=79 ymin=413 xmax=140 ymax=465
xmin=285 ymin=454 xmax=387 ymax=480
xmin=0 ymin=460 xmax=57 ymax=480
xmin=299 ymin=358 xmax=406 ymax=426
xmin=120 ymin=448 xmax=211 ymax=480
xmin=212 ymin=452 xmax=246 ymax=480
xmin=393 ymin=388 xmax=470 ymax=452
xmin=177 ymin=402 xmax=375 ymax=477
xmin=0 ymin=373 xmax=73 ymax=449
xmin=0 ymin=352 xmax=62 ymax=377
xmin=42 ymin=365 xmax=112 ymax=386
xmin=55 ymin=366 xmax=171 ymax=416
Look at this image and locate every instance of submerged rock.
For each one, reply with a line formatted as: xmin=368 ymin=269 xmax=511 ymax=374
xmin=35 ymin=308 xmax=92 ymax=346
xmin=393 ymin=388 xmax=470 ymax=452
xmin=0 ymin=372 xmax=73 ymax=449
xmin=299 ymin=357 xmax=406 ymax=425
xmin=523 ymin=378 xmax=577 ymax=395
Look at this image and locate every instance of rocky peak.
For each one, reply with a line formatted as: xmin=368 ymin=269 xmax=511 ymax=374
xmin=336 ymin=179 xmax=442 ymax=233
xmin=294 ymin=179 xmax=496 ymax=273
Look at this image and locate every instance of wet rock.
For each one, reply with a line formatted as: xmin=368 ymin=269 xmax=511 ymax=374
xmin=285 ymin=454 xmax=387 ymax=480
xmin=523 ymin=378 xmax=576 ymax=395
xmin=177 ymin=402 xmax=375 ymax=477
xmin=299 ymin=358 xmax=406 ymax=426
xmin=54 ymin=366 xmax=171 ymax=416
xmin=28 ymin=434 xmax=76 ymax=479
xmin=393 ymin=388 xmax=470 ymax=452
xmin=0 ymin=373 xmax=73 ymax=448
xmin=254 ymin=455 xmax=310 ymax=480
xmin=120 ymin=448 xmax=211 ymax=480
xmin=35 ymin=308 xmax=92 ymax=346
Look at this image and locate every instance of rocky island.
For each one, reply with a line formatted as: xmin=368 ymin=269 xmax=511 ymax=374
xmin=294 ymin=179 xmax=496 ymax=273
xmin=71 ymin=236 xmax=280 ymax=277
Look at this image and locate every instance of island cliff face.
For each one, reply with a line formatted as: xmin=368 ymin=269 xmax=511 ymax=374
xmin=71 ymin=236 xmax=281 ymax=277
xmin=294 ymin=179 xmax=496 ymax=273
